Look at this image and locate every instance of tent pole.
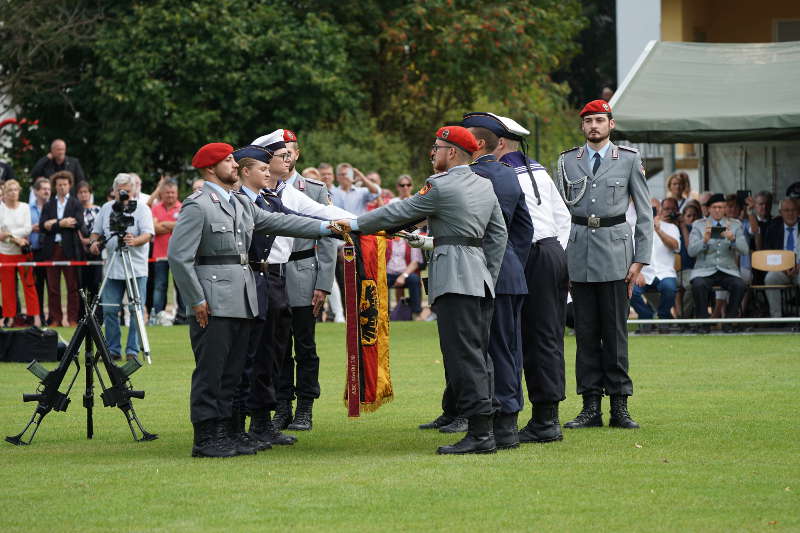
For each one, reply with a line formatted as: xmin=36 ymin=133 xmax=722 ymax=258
xmin=702 ymin=143 xmax=710 ymax=191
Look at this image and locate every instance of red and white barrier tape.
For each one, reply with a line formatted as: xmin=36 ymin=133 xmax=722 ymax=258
xmin=0 ymin=257 xmax=169 ymax=267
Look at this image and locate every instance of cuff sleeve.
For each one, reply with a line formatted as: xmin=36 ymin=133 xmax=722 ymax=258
xmin=319 ymin=221 xmax=332 ymax=235
xmin=350 ymin=219 xmax=360 ymax=232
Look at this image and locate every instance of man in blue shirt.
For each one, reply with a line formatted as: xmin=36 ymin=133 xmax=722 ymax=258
xmin=330 ymin=163 xmax=380 ymax=216
xmin=29 ymin=177 xmax=50 ymax=324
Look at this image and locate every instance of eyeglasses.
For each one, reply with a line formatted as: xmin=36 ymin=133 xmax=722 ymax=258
xmin=398 ymin=183 xmax=412 ymax=188
xmin=275 ymin=152 xmax=292 ymax=162
xmin=431 ymin=144 xmax=450 ymax=153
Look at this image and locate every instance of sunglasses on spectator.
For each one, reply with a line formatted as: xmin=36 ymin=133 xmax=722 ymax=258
xmin=398 ymin=183 xmax=412 ymax=187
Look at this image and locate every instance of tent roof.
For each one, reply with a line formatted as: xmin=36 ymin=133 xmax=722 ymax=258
xmin=610 ymin=40 xmax=800 ymax=143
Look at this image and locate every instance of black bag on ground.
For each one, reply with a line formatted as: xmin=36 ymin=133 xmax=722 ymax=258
xmin=0 ymin=327 xmax=59 ymax=362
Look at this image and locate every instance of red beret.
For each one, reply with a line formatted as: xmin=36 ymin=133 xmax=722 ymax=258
xmin=191 ymin=142 xmax=234 ymax=169
xmin=436 ymin=126 xmax=478 ymax=154
xmin=580 ymin=99 xmax=612 ymax=117
xmin=283 ymin=129 xmax=297 ymax=142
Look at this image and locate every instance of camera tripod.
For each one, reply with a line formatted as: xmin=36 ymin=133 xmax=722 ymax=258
xmin=6 ymin=238 xmax=157 ymax=446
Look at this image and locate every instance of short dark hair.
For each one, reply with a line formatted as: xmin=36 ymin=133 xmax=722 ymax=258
xmin=470 ymin=127 xmax=499 ymax=152
xmin=33 ymin=177 xmax=50 ymax=190
xmin=76 ymin=180 xmax=92 ymax=193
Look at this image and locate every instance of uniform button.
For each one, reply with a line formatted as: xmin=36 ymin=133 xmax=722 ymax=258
xmin=615 ymin=181 xmax=620 ymax=185
xmin=221 ymin=226 xmax=225 ymax=230
xmin=591 ymin=229 xmax=596 ymax=234
xmin=592 ymin=183 xmax=597 ymax=188
xmin=238 ymin=242 xmax=242 ymax=246
xmin=212 ymin=275 xmax=217 ymax=279
xmin=590 ymin=213 xmax=595 ymax=217
xmin=591 ymin=198 xmax=596 ymax=203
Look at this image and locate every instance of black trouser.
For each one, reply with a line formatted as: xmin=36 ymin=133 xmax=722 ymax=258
xmin=522 ymin=238 xmax=568 ymax=404
xmin=690 ymin=271 xmax=746 ymax=319
xmin=260 ymin=272 xmax=293 ymax=407
xmin=571 ymin=280 xmax=633 ymax=397
xmin=434 ymin=291 xmax=495 ymax=419
xmin=33 ymin=263 xmax=47 ymax=323
xmin=79 ymin=261 xmax=103 ymax=322
xmin=488 ymin=294 xmax=525 ymax=414
xmin=234 ymin=316 xmax=276 ymax=412
xmin=189 ymin=316 xmax=252 ymax=423
xmin=278 ymin=305 xmax=321 ymax=402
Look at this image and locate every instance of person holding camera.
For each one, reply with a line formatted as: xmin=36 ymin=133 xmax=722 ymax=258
xmin=0 ymin=179 xmax=41 ymax=327
xmin=40 ymin=170 xmax=84 ymax=327
xmin=630 ymin=197 xmax=680 ymax=331
xmin=89 ymin=173 xmax=154 ymax=360
xmin=688 ymin=193 xmax=749 ymax=331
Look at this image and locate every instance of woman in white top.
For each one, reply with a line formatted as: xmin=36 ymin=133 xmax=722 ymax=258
xmin=0 ymin=179 xmax=41 ymax=326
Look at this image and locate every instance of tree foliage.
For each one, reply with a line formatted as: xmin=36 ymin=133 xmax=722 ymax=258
xmin=1 ymin=0 xmax=588 ymax=191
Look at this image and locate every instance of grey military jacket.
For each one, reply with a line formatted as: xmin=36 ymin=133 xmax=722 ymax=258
xmin=687 ymin=217 xmax=749 ymax=280
xmin=168 ymin=183 xmax=323 ymax=319
xmin=357 ymin=165 xmax=507 ymax=304
xmin=285 ymin=175 xmax=338 ymax=307
xmin=561 ymin=142 xmax=653 ymax=282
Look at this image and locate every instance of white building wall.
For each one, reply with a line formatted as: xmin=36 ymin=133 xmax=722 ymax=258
xmin=616 ymin=0 xmax=662 ymax=86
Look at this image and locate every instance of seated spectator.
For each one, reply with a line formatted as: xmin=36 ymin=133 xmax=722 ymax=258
xmin=763 ymin=198 xmax=799 ymax=318
xmin=390 ymin=175 xmax=414 ymax=203
xmin=76 ymin=181 xmax=102 ymax=317
xmin=0 ymin=179 xmax=40 ymax=327
xmin=40 ymin=170 xmax=84 ymax=327
xmin=386 ymin=235 xmax=424 ymax=319
xmin=89 ymin=173 xmax=153 ymax=360
xmin=688 ymin=193 xmax=749 ymax=331
xmin=665 ymin=171 xmax=690 ymax=212
xmin=631 ymin=197 xmax=680 ymax=330
xmin=677 ymin=200 xmax=701 ymax=318
xmin=331 ymin=163 xmax=380 ymax=216
xmin=29 ymin=177 xmax=51 ymax=324
xmin=150 ymin=178 xmax=183 ymax=324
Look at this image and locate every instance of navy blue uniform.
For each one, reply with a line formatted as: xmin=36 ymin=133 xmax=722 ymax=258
xmin=439 ymin=154 xmax=533 ymax=416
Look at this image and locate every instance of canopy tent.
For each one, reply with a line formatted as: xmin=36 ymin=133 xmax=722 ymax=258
xmin=609 ymin=40 xmax=800 ymax=143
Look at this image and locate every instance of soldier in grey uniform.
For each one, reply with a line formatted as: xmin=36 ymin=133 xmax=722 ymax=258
xmin=279 ymin=132 xmax=338 ymax=431
xmin=335 ymin=125 xmax=508 ymax=455
xmin=168 ymin=143 xmax=341 ymax=458
xmin=688 ymin=193 xmax=749 ymax=332
xmin=557 ymin=100 xmax=652 ymax=430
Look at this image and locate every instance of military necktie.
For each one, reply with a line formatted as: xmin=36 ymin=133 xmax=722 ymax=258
xmin=787 ymin=226 xmax=796 ymax=252
xmin=592 ymin=153 xmax=601 ymax=175
xmin=228 ymin=194 xmax=237 ymax=216
xmin=254 ymin=195 xmax=268 ymax=211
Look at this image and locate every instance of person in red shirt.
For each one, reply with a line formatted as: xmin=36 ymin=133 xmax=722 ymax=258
xmin=150 ymin=178 xmax=182 ymax=323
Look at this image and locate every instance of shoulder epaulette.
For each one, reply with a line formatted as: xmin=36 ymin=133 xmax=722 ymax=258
xmin=303 ymin=177 xmax=325 ymax=186
xmin=560 ymin=146 xmax=579 ymax=155
xmin=469 ymin=161 xmax=478 ymax=165
xmin=428 ymin=171 xmax=448 ymax=179
xmin=187 ymin=190 xmax=204 ymax=200
xmin=231 ymin=190 xmax=246 ymax=197
xmin=500 ymin=161 xmax=512 ymax=167
xmin=618 ymin=145 xmax=639 ymax=153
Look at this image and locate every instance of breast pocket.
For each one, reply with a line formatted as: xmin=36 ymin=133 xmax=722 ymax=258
xmin=210 ymin=222 xmax=234 ymax=250
xmin=607 ymin=178 xmax=628 ymax=206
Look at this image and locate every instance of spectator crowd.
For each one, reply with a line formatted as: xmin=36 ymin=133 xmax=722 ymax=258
xmin=0 ymin=139 xmax=434 ymax=339
xmin=1 ymin=141 xmax=797 ymax=336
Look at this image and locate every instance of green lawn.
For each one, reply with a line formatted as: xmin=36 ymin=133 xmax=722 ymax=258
xmin=1 ymin=323 xmax=798 ymax=532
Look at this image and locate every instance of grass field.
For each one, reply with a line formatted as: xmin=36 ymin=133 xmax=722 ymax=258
xmin=0 ymin=323 xmax=798 ymax=532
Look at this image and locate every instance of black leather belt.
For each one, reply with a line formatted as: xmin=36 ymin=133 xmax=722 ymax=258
xmin=268 ymin=263 xmax=285 ymax=277
xmin=250 ymin=261 xmax=268 ymax=273
xmin=197 ymin=254 xmax=248 ymax=266
xmin=433 ymin=236 xmax=483 ymax=247
xmin=288 ymin=248 xmax=315 ymax=262
xmin=571 ymin=214 xmax=626 ymax=228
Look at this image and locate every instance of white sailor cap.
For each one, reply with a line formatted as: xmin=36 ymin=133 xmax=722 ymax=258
xmin=498 ymin=115 xmax=530 ymax=138
xmin=251 ymin=129 xmax=286 ymax=151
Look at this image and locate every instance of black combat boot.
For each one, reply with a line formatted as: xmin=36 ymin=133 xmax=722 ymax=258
xmin=519 ymin=403 xmax=564 ymax=443
xmin=418 ymin=413 xmax=454 ymax=430
xmin=563 ymin=395 xmax=603 ymax=429
xmin=222 ymin=417 xmax=257 ymax=455
xmin=231 ymin=410 xmax=270 ymax=452
xmin=272 ymin=400 xmax=293 ymax=430
xmin=250 ymin=409 xmax=297 ymax=445
xmin=192 ymin=419 xmax=237 ymax=458
xmin=609 ymin=395 xmax=640 ymax=429
xmin=493 ymin=412 xmax=520 ymax=450
xmin=287 ymin=398 xmax=313 ymax=431
xmin=437 ymin=415 xmax=497 ymax=455
xmin=438 ymin=416 xmax=468 ymax=433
